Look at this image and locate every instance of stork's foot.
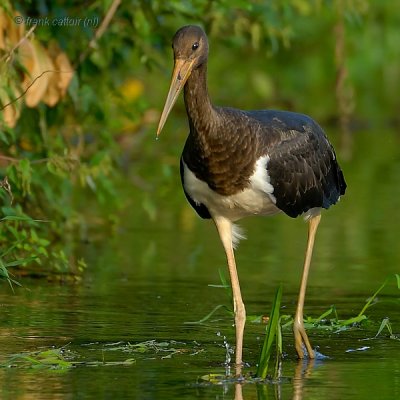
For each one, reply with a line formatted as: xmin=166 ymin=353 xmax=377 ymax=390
xmin=293 ymin=321 xmax=315 ymax=359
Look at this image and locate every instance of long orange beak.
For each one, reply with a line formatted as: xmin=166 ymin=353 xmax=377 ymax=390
xmin=156 ymin=58 xmax=195 ymax=137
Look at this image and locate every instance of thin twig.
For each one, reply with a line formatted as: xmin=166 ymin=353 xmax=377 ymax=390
xmin=78 ymin=0 xmax=121 ymax=64
xmin=0 ymin=69 xmax=72 ymax=111
xmin=0 ymin=155 xmax=19 ymax=163
xmin=1 ymin=24 xmax=37 ymax=64
xmin=0 ymin=155 xmax=49 ymax=164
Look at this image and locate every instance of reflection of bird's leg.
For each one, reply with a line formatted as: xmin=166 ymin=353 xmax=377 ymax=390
xmin=234 ymin=383 xmax=244 ymax=400
xmin=294 ymin=214 xmax=321 ymax=359
xmin=214 ymin=216 xmax=246 ymax=377
xmin=293 ymin=359 xmax=315 ymax=400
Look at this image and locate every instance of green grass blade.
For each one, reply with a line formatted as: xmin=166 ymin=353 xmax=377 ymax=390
xmin=312 ymin=305 xmax=335 ymax=324
xmin=256 ymin=284 xmax=282 ymax=379
xmin=357 ymin=279 xmax=387 ymax=317
xmin=340 ymin=314 xmax=367 ymax=326
xmin=183 ymin=304 xmax=232 ymax=325
xmin=0 ymin=216 xmax=49 ymax=223
xmin=218 ymin=268 xmax=232 ymax=302
xmin=5 ymin=256 xmax=37 ymax=267
xmin=274 ymin=316 xmax=283 ymax=380
xmin=395 ymin=274 xmax=400 ymax=289
xmin=375 ymin=317 xmax=391 ymax=338
xmin=218 ymin=268 xmax=229 ymax=288
xmin=358 ymin=274 xmax=400 ymax=318
xmin=0 ymin=257 xmax=16 ymax=291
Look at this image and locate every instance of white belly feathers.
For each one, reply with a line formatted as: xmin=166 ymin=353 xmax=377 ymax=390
xmin=182 ymin=155 xmax=281 ymax=222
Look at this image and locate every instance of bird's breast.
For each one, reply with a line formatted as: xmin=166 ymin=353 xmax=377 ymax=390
xmin=182 ymin=156 xmax=281 ymax=222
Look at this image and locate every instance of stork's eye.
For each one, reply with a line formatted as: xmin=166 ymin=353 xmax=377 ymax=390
xmin=192 ymin=42 xmax=199 ymax=51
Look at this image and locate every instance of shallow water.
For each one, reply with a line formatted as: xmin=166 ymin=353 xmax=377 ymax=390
xmin=1 ymin=276 xmax=399 ymax=399
xmin=1 ymin=130 xmax=400 ymax=399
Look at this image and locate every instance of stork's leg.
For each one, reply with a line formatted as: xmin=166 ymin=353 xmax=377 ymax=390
xmin=294 ymin=214 xmax=321 ymax=359
xmin=213 ymin=217 xmax=246 ymax=377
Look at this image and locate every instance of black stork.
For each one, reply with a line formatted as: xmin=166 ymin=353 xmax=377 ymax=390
xmin=157 ymin=25 xmax=346 ymax=374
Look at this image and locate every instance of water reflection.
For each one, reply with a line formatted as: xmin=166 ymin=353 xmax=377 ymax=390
xmin=0 ymin=273 xmax=399 ymax=399
xmin=292 ymin=360 xmax=315 ymax=400
xmin=218 ymin=359 xmax=313 ymax=400
xmin=226 ymin=359 xmax=316 ymax=400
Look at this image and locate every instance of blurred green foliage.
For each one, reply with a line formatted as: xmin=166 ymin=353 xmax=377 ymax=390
xmin=0 ymin=0 xmax=399 ymax=282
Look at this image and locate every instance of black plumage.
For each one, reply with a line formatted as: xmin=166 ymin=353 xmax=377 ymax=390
xmin=157 ymin=25 xmax=346 ymax=375
xmin=182 ymin=107 xmax=346 ymax=219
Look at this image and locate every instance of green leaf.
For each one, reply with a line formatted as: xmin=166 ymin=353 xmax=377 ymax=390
xmin=257 ymin=284 xmax=282 ymax=379
xmin=184 ymin=304 xmax=232 ymax=325
xmin=375 ymin=317 xmax=391 ymax=338
xmin=5 ymin=256 xmax=37 ymax=267
xmin=341 ymin=314 xmax=367 ymax=326
xmin=0 ymin=129 xmax=9 ymax=144
xmin=357 ymin=274 xmax=400 ymax=318
xmin=395 ymin=274 xmax=400 ymax=289
xmin=0 ymin=215 xmax=34 ymax=222
xmin=17 ymin=159 xmax=32 ymax=196
xmin=312 ymin=305 xmax=335 ymax=325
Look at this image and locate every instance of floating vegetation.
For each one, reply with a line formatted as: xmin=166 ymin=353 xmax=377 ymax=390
xmin=192 ymin=273 xmax=400 ymax=330
xmin=198 ymin=371 xmax=290 ymax=385
xmin=1 ymin=275 xmax=398 ymax=378
xmin=189 ymin=273 xmax=400 ymax=381
xmin=303 ymin=273 xmax=400 ymax=332
xmin=1 ymin=340 xmax=204 ymax=370
xmin=2 ymin=345 xmax=78 ymax=370
xmin=97 ymin=340 xmax=204 ymax=359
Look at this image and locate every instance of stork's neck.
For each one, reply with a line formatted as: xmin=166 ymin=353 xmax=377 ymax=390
xmin=183 ymin=63 xmax=216 ymax=135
